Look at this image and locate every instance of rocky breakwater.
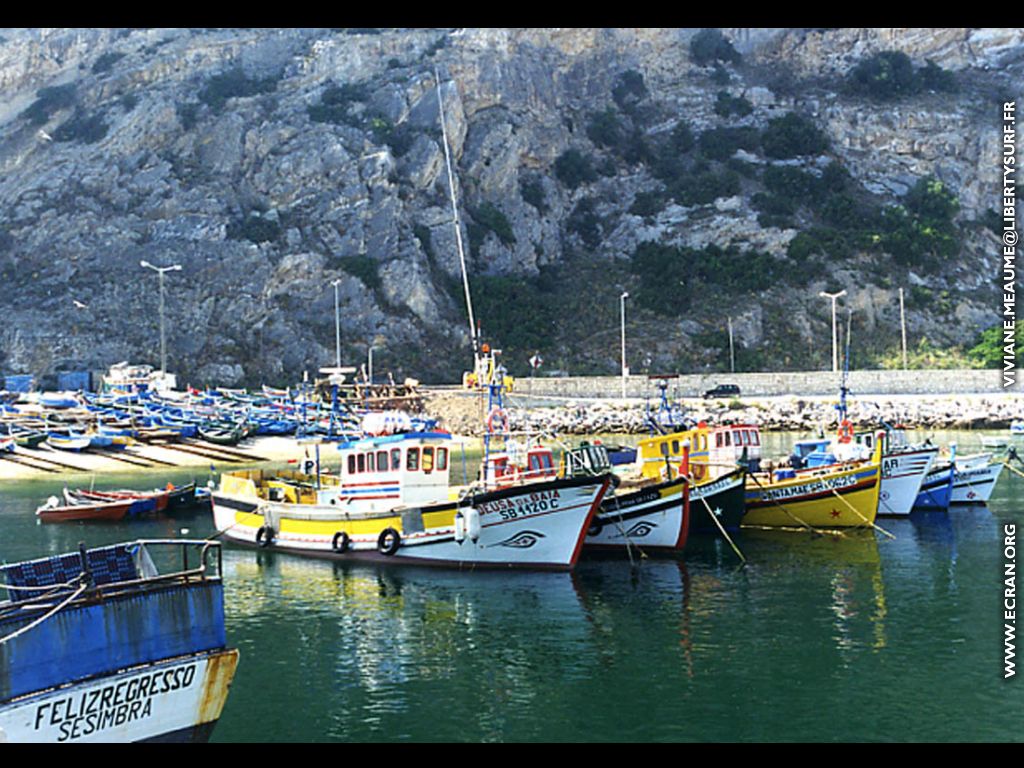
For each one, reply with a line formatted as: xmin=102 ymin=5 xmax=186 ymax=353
xmin=487 ymin=393 xmax=1024 ymax=436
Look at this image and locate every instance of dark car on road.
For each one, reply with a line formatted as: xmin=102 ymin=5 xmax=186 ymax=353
xmin=703 ymin=384 xmax=741 ymax=399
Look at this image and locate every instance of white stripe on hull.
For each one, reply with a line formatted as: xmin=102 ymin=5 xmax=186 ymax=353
xmin=0 ymin=650 xmax=237 ymax=743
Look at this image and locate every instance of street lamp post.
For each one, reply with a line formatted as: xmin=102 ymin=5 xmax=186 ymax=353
xmin=367 ymin=344 xmax=373 ymax=385
xmin=620 ymin=291 xmax=629 ymax=400
xmin=819 ymin=289 xmax=847 ymax=373
xmin=331 ymin=279 xmax=342 ymax=368
xmin=140 ymin=260 xmax=182 ymax=375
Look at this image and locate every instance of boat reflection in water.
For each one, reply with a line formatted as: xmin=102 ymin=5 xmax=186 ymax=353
xmin=216 ymin=549 xmax=594 ymax=740
xmin=737 ymin=529 xmax=888 ymax=654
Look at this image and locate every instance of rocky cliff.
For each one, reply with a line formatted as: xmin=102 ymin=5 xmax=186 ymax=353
xmin=0 ymin=28 xmax=1018 ymax=386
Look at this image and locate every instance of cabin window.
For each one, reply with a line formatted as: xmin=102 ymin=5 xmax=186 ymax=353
xmin=699 ymin=434 xmax=707 ymax=451
xmin=407 ymin=447 xmax=420 ymax=471
xmin=671 ymin=440 xmax=679 ymax=454
xmin=716 ymin=433 xmax=723 ymax=448
xmin=739 ymin=431 xmax=749 ymax=446
xmin=660 ymin=442 xmax=669 ymax=456
xmin=377 ymin=450 xmax=388 ymax=470
xmin=422 ymin=446 xmax=434 ymax=473
xmin=437 ymin=447 xmax=448 ymax=470
xmin=391 ymin=448 xmax=401 ymax=471
xmin=724 ymin=432 xmax=731 ymax=447
xmin=347 ymin=455 xmax=356 ymax=474
xmin=751 ymin=431 xmax=760 ymax=446
xmin=541 ymin=453 xmax=553 ymax=469
xmin=357 ymin=454 xmax=365 ymax=473
xmin=367 ymin=452 xmax=377 ymax=472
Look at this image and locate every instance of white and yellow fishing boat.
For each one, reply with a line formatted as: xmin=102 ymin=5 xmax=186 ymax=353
xmin=212 ymin=428 xmax=612 ymax=571
xmin=742 ymin=431 xmax=884 ymax=529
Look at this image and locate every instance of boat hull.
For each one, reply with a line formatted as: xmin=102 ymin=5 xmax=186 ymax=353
xmin=743 ymin=463 xmax=881 ymax=529
xmin=212 ymin=474 xmax=611 ymax=570
xmin=877 ymin=447 xmax=937 ymax=516
xmin=951 ymin=461 xmax=1003 ymax=504
xmin=587 ymin=468 xmax=745 ymax=551
xmin=0 ymin=649 xmax=238 ymax=743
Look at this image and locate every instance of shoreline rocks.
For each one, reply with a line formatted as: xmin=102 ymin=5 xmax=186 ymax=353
xmin=424 ymin=391 xmax=1024 ymax=436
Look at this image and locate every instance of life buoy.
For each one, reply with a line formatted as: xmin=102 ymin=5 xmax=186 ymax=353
xmin=332 ymin=531 xmax=350 ymax=553
xmin=838 ymin=420 xmax=854 ymax=444
xmin=256 ymin=525 xmax=274 ymax=548
xmin=486 ymin=407 xmax=509 ymax=434
xmin=377 ymin=527 xmax=401 ymax=556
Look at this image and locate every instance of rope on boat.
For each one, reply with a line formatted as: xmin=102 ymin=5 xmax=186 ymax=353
xmin=687 ymin=476 xmax=745 ymax=564
xmin=745 ymin=471 xmax=844 ymax=538
xmin=829 ymin=489 xmax=896 ymax=540
xmin=0 ymin=580 xmax=88 ymax=646
xmin=1002 ymin=461 xmax=1024 ymax=481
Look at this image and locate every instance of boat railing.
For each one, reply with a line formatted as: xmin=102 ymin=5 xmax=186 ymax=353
xmin=0 ymin=539 xmax=224 ymax=615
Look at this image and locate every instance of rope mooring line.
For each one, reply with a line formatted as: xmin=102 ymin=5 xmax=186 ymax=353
xmin=829 ymin=488 xmax=896 ymax=540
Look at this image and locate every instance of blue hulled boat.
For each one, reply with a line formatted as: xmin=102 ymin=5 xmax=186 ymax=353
xmin=0 ymin=540 xmax=239 ymax=742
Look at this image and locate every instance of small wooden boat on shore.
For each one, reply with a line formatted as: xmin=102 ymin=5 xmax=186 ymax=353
xmin=45 ymin=433 xmax=92 ymax=452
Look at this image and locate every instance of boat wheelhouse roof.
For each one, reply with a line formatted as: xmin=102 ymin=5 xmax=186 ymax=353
xmin=335 ymin=430 xmax=453 ymax=451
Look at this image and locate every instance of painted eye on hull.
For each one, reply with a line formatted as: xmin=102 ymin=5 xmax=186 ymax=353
xmin=625 ymin=522 xmax=656 ymax=537
xmin=497 ymin=530 xmax=546 ymax=548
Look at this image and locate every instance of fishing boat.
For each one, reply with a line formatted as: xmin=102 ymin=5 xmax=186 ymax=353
xmin=36 ymin=494 xmax=134 ymax=523
xmin=742 ymin=432 xmax=884 ymax=529
xmin=45 ymin=433 xmax=92 ymax=452
xmin=951 ymin=452 xmax=1005 ymax=504
xmin=62 ymin=483 xmax=200 ymax=517
xmin=588 ymin=461 xmax=746 ymax=550
xmin=211 ymin=426 xmax=611 ymax=569
xmin=0 ymin=540 xmax=238 ymax=742
xmin=791 ymin=429 xmax=936 ymax=517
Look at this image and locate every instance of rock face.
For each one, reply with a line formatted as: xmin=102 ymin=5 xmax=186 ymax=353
xmin=0 ymin=28 xmax=1017 ymax=386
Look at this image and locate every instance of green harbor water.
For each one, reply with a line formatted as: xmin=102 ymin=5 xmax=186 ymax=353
xmin=1 ymin=430 xmax=1021 ymax=742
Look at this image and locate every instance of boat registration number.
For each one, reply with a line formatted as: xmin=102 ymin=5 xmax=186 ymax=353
xmin=479 ymin=490 xmax=561 ymax=521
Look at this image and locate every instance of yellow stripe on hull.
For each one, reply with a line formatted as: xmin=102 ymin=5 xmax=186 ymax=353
xmin=229 ymin=505 xmax=457 ymax=539
xmin=743 ymin=468 xmax=881 ymax=529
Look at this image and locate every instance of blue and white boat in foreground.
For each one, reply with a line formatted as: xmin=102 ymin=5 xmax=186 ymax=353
xmin=0 ymin=539 xmax=238 ymax=742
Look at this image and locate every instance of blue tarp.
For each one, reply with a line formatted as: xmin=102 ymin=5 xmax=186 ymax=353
xmin=3 ymin=375 xmax=33 ymax=393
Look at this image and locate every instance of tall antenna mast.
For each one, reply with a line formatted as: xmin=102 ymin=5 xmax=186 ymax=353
xmin=435 ymin=68 xmax=479 ymax=359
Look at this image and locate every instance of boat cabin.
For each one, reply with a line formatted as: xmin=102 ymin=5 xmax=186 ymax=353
xmin=707 ymin=423 xmax=762 ymax=473
xmin=635 ymin=427 xmax=709 ymax=480
xmin=481 ymin=443 xmax=558 ymax=488
xmin=322 ymin=431 xmax=453 ymax=512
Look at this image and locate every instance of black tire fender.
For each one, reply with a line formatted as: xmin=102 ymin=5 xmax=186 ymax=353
xmin=256 ymin=525 xmax=274 ymax=548
xmin=332 ymin=531 xmax=351 ymax=553
xmin=377 ymin=527 xmax=401 ymax=556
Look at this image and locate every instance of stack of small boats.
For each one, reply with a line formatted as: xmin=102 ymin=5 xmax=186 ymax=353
xmin=35 ymin=482 xmax=206 ymax=523
xmin=0 ymin=381 xmax=413 ymax=454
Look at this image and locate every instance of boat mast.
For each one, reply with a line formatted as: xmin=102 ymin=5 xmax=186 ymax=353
xmin=435 ymin=69 xmax=479 ymax=364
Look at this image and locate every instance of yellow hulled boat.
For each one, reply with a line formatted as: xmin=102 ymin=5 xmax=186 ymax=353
xmin=742 ymin=432 xmax=884 ymax=529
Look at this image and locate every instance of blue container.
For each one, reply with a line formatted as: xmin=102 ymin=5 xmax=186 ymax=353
xmin=57 ymin=371 xmax=93 ymax=393
xmin=4 ymin=374 xmax=33 ymax=393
